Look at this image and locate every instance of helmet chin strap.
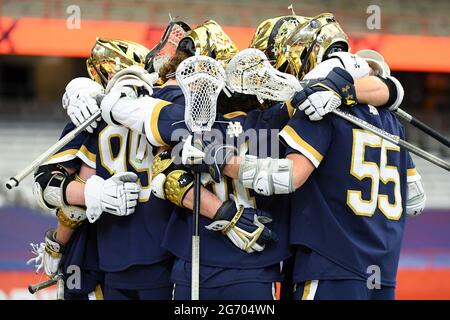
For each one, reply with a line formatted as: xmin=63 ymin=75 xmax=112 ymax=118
xmin=206 ymin=30 xmax=213 ymax=58
xmin=322 ymin=42 xmax=347 ymax=61
xmin=92 ymin=63 xmax=109 ymax=87
xmin=297 ymin=37 xmax=317 ymax=80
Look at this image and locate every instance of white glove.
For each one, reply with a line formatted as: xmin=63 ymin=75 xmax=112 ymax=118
xmin=26 ymin=229 xmax=64 ymax=277
xmin=150 ymin=173 xmax=167 ymax=200
xmin=297 ymin=91 xmax=342 ymax=121
xmin=84 ymin=172 xmax=141 ymax=223
xmin=62 ymin=78 xmax=104 ymax=133
xmin=62 ymin=77 xmax=100 ymax=108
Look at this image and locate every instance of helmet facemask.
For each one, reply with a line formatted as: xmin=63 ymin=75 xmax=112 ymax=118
xmin=278 ymin=13 xmax=349 ymax=79
xmin=145 ymin=20 xmax=191 ymax=74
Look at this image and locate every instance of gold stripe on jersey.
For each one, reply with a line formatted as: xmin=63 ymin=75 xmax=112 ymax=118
xmin=150 ymin=100 xmax=172 ymax=146
xmin=94 ymin=284 xmax=104 ymax=300
xmin=78 ymin=145 xmax=96 ymax=163
xmin=301 ymin=281 xmax=312 ymax=300
xmin=223 ymin=111 xmax=247 ymax=119
xmin=49 ymin=148 xmax=77 ymax=160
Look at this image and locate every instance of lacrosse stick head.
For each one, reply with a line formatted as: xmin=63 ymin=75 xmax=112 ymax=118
xmin=176 ymin=55 xmax=226 ymax=132
xmin=86 ymin=37 xmax=150 ymax=87
xmin=145 ymin=20 xmax=191 ymax=74
xmin=226 ymin=48 xmax=302 ymax=102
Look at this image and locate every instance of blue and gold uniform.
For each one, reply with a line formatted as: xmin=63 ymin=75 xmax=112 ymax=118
xmin=146 ymin=85 xmax=293 ymax=299
xmin=279 ymin=105 xmax=418 ymax=300
xmin=80 ymin=116 xmax=176 ymax=299
xmin=46 ymin=122 xmax=103 ymax=300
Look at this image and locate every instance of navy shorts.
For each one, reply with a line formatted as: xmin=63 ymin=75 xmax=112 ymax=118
xmin=174 ymin=282 xmax=276 ymax=300
xmin=171 ymin=259 xmax=279 ymax=300
xmin=65 ymin=283 xmax=104 ymax=300
xmin=103 ymin=285 xmax=173 ymax=300
xmin=293 ymin=279 xmax=395 ymax=300
xmin=103 ymin=259 xmax=174 ymax=300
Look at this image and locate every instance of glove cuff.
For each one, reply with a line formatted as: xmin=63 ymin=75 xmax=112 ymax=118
xmin=84 ymin=175 xmax=105 ymax=223
xmin=328 ymin=67 xmax=357 ymax=106
xmin=44 ymin=229 xmax=65 ymax=256
xmin=213 ymin=200 xmax=244 ymax=234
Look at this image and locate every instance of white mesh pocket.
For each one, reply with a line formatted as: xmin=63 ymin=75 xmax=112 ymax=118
xmin=176 ymin=56 xmax=226 ymax=132
xmin=226 ymin=48 xmax=302 ymax=102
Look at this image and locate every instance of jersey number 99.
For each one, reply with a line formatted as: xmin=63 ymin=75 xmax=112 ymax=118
xmin=99 ymin=126 xmax=152 ymax=202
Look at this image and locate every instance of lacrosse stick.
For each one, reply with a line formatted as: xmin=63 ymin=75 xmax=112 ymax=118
xmin=6 ymin=63 xmax=159 ymax=189
xmin=56 ymin=269 xmax=64 ymax=300
xmin=145 ymin=18 xmax=190 ymax=74
xmin=176 ymin=55 xmax=226 ymax=300
xmin=226 ymin=48 xmax=303 ymax=102
xmin=6 ymin=108 xmax=101 ymax=190
xmin=28 ymin=268 xmax=64 ymax=299
xmin=225 ymin=48 xmax=450 ymax=172
xmin=28 ymin=278 xmax=57 ymax=294
xmin=394 ymin=108 xmax=450 ymax=148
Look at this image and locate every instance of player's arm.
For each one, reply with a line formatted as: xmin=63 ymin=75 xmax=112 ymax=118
xmin=98 ymin=66 xmax=189 ymax=148
xmin=291 ymin=52 xmax=403 ymax=121
xmin=29 ymin=162 xmax=90 ymax=278
xmin=222 ymin=111 xmax=332 ymax=195
xmin=354 ymin=76 xmax=389 ymax=107
xmin=150 ymin=150 xmax=277 ymax=253
xmin=54 ymin=162 xmax=95 ymax=248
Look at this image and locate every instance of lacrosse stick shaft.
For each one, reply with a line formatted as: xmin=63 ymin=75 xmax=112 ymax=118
xmin=28 ymin=278 xmax=57 ymax=294
xmin=191 ymin=172 xmax=201 ymax=300
xmin=5 ymin=110 xmax=101 ymax=190
xmin=333 ymin=109 xmax=450 ymax=171
xmin=395 ymin=108 xmax=450 ymax=148
xmin=56 ymin=272 xmax=64 ymax=300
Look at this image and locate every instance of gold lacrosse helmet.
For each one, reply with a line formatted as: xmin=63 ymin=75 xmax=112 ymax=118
xmin=281 ymin=13 xmax=349 ymax=79
xmin=250 ymin=13 xmax=349 ymax=79
xmin=249 ymin=15 xmax=309 ymax=64
xmin=177 ymin=20 xmax=239 ymax=63
xmin=86 ymin=37 xmax=150 ymax=87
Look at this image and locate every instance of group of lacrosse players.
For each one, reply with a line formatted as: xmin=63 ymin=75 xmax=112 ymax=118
xmin=27 ymin=12 xmax=426 ymax=300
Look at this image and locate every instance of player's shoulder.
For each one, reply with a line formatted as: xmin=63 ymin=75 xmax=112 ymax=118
xmin=153 ymin=84 xmax=185 ymax=105
xmin=343 ymin=104 xmax=405 ymax=137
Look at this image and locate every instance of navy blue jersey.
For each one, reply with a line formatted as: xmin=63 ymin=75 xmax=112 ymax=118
xmin=279 ymin=105 xmax=416 ymax=286
xmin=47 ymin=122 xmax=95 ymax=169
xmin=152 ymin=86 xmax=293 ymax=269
xmin=153 ymin=84 xmax=186 ymax=105
xmin=81 ymin=121 xmax=174 ymax=272
xmin=45 ymin=122 xmax=102 ymax=297
xmin=145 ymin=90 xmax=294 ymax=153
xmin=61 ymin=222 xmax=103 ymax=297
